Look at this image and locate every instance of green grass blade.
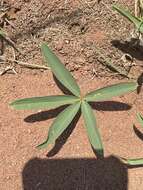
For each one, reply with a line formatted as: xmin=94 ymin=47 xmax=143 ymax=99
xmin=137 ymin=113 xmax=143 ymax=128
xmin=126 ymin=158 xmax=143 ymax=165
xmin=85 ymin=82 xmax=137 ymax=102
xmin=120 ymin=114 xmax=143 ymax=166
xmin=112 ymin=5 xmax=141 ymax=29
xmin=37 ymin=101 xmax=81 ymax=149
xmin=81 ymin=100 xmax=104 ymax=157
xmin=119 ymin=157 xmax=143 ymax=165
xmin=41 ymin=43 xmax=81 ymax=97
xmin=10 ymin=95 xmax=79 ymax=110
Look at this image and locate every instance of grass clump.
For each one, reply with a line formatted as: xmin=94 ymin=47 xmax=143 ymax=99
xmin=112 ymin=4 xmax=143 ymax=33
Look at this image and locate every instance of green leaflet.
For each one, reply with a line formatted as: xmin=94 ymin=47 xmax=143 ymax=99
xmin=10 ymin=95 xmax=79 ymax=110
xmin=126 ymin=158 xmax=143 ymax=165
xmin=120 ymin=157 xmax=143 ymax=165
xmin=37 ymin=101 xmax=81 ymax=149
xmin=137 ymin=113 xmax=143 ymax=127
xmin=81 ymin=100 xmax=103 ymax=157
xmin=41 ymin=43 xmax=81 ymax=97
xmin=112 ymin=5 xmax=142 ymax=32
xmin=85 ymin=82 xmax=137 ymax=102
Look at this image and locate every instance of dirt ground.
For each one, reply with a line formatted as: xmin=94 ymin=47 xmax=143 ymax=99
xmin=1 ymin=0 xmax=143 ymax=189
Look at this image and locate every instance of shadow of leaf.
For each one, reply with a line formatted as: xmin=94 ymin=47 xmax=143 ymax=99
xmin=24 ymin=105 xmax=68 ymax=123
xmin=90 ymin=101 xmax=131 ymax=111
xmin=126 ymin=163 xmax=143 ymax=169
xmin=53 ymin=74 xmax=74 ymax=96
xmin=133 ymin=125 xmax=143 ymax=142
xmin=47 ymin=110 xmax=81 ymax=157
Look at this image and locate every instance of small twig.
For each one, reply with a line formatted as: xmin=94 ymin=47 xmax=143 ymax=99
xmin=0 ymin=28 xmax=22 ymax=54
xmin=0 ymin=47 xmax=50 ymax=74
xmin=4 ymin=18 xmax=16 ymax=29
xmin=0 ymin=12 xmax=6 ymax=19
xmin=135 ymin=0 xmax=139 ymax=17
xmin=12 ymin=46 xmax=16 ymax=61
xmin=0 ymin=57 xmax=49 ymax=70
xmin=0 ymin=66 xmax=15 ymax=75
xmin=14 ymin=60 xmax=50 ymax=70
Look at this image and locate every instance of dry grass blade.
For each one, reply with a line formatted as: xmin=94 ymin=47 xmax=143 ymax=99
xmin=0 ymin=28 xmax=22 ymax=54
xmin=94 ymin=46 xmax=134 ymax=79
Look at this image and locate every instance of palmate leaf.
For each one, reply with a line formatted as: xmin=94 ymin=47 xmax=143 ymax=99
xmin=10 ymin=95 xmax=79 ymax=110
xmin=85 ymin=82 xmax=137 ymax=102
xmin=37 ymin=101 xmax=81 ymax=149
xmin=81 ymin=100 xmax=103 ymax=157
xmin=137 ymin=113 xmax=143 ymax=128
xmin=41 ymin=43 xmax=81 ymax=97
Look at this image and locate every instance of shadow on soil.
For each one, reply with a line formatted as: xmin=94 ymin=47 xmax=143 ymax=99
xmin=22 ymin=156 xmax=128 ymax=190
xmin=14 ymin=8 xmax=85 ymax=40
xmin=47 ymin=110 xmax=81 ymax=158
xmin=25 ymin=73 xmax=132 ymax=123
xmin=53 ymin=75 xmax=74 ymax=96
xmin=24 ymin=105 xmax=68 ymax=123
xmin=137 ymin=73 xmax=143 ymax=94
xmin=133 ymin=125 xmax=143 ymax=142
xmin=24 ymin=101 xmax=131 ymax=123
xmin=111 ymin=40 xmax=143 ymax=61
xmin=90 ymin=101 xmax=131 ymax=111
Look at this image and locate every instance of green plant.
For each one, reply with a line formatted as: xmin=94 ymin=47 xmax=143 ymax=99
xmin=119 ymin=113 xmax=143 ymax=165
xmin=112 ymin=4 xmax=143 ymax=33
xmin=10 ymin=43 xmax=138 ymax=157
xmin=136 ymin=112 xmax=143 ymax=127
